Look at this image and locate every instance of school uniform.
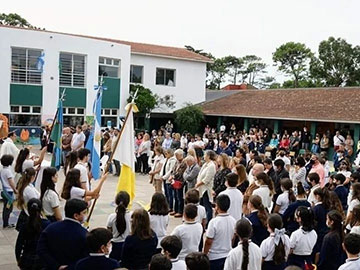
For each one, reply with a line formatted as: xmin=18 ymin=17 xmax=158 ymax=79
xmin=37 ymin=218 xmax=88 ymax=270
xmin=288 ymin=227 xmax=317 ymax=268
xmin=42 ymin=189 xmax=61 ymax=221
xmin=74 ymin=162 xmax=90 ymax=190
xmin=338 ymin=257 xmax=360 ymax=270
xmin=312 ymin=202 xmax=329 ymax=254
xmin=171 ymin=221 xmax=203 ymax=260
xmin=206 ymin=213 xmax=236 ymax=270
xmin=171 ymin=257 xmax=187 ymax=270
xmin=275 ymin=191 xmax=290 ymax=215
xmin=246 ymin=210 xmax=269 ymax=246
xmin=260 ymin=232 xmax=290 ymax=270
xmin=282 ymin=199 xmax=310 ymax=234
xmin=196 ymin=204 xmax=207 ymax=224
xmin=307 ymin=184 xmax=320 ymax=205
xmin=149 ymin=214 xmax=169 ymax=249
xmin=0 ymin=166 xmax=15 ymax=228
xmin=219 ymin=188 xmax=243 ymax=221
xmin=317 ymin=231 xmax=345 ymax=270
xmin=334 ymin=185 xmax=349 ymax=211
xmin=253 ymin=185 xmax=273 ymax=211
xmin=224 ymin=240 xmax=262 ymax=270
xmin=350 ymin=225 xmax=360 ymax=235
xmin=75 ymin=254 xmax=120 ymax=270
xmin=106 ymin=210 xmax=132 ymax=261
xmin=70 ymin=186 xmax=86 ymax=200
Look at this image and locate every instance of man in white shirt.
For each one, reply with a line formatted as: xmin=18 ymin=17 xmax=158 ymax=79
xmin=333 ymin=130 xmax=345 ymax=151
xmin=204 ymin=194 xmax=236 ymax=269
xmin=71 ymin=125 xmax=86 ymax=151
xmin=219 ymin=173 xmax=243 ymax=221
xmin=0 ymin=132 xmax=19 ymax=163
xmin=161 ymin=236 xmax=187 ymax=270
xmin=74 ymin=148 xmax=91 ymax=191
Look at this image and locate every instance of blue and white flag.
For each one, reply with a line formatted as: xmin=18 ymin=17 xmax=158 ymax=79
xmin=37 ymin=52 xmax=45 ymax=73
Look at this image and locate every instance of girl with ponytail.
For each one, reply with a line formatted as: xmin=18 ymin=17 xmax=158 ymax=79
xmin=224 ymin=218 xmax=262 ymax=270
xmin=246 ymin=195 xmax=269 ymax=246
xmin=106 ymin=191 xmax=131 ymax=261
xmin=15 ymin=198 xmax=50 ymax=269
xmin=274 ymin=178 xmax=296 ymax=215
xmin=317 ymin=210 xmax=345 ymax=270
xmin=15 ymin=146 xmax=47 ymax=174
xmin=260 ymin=214 xmax=290 ymax=270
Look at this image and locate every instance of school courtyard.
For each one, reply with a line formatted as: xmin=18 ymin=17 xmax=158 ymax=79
xmin=0 ymin=148 xmax=181 ymax=270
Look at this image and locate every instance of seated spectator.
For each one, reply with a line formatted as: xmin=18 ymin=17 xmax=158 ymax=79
xmin=75 ymin=228 xmax=120 ymax=270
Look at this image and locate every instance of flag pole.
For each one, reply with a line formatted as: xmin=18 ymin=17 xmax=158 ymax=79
xmin=47 ymin=89 xmax=66 ymax=145
xmin=86 ymin=101 xmax=135 ymax=226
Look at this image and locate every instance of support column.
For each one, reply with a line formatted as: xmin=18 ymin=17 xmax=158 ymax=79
xmin=274 ymin=120 xmax=280 ymax=134
xmin=354 ymin=124 xmax=360 ymax=152
xmin=310 ymin=122 xmax=317 ymax=138
xmin=217 ymin=116 xmax=223 ymax=132
xmin=244 ymin=118 xmax=249 ymax=132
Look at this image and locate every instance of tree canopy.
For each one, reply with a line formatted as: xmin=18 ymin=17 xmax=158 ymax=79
xmin=174 ymin=103 xmax=204 ymax=134
xmin=0 ymin=13 xmax=43 ymax=29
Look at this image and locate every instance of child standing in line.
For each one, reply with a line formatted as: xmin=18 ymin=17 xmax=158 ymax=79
xmin=219 ymin=173 xmax=243 ymax=221
xmin=171 ymin=204 xmax=203 ymax=260
xmin=204 ymin=194 xmax=236 ymax=270
xmin=350 ymin=204 xmax=360 ymax=235
xmin=161 ymin=235 xmax=187 ymax=270
xmin=149 ymin=192 xmax=169 ymax=252
xmin=260 ymin=214 xmax=290 ymax=270
xmin=246 ymin=195 xmax=269 ymax=246
xmin=274 ymin=179 xmax=296 ymax=215
xmin=338 ymin=233 xmax=360 ymax=270
xmin=106 ymin=191 xmax=131 ymax=261
xmin=288 ymin=206 xmax=317 ymax=268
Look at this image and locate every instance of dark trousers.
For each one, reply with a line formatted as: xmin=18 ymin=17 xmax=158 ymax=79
xmin=201 ymin=191 xmax=213 ymax=224
xmin=210 ymin=257 xmax=226 ymax=270
xmin=140 ymin=153 xmax=148 ymax=173
xmin=2 ymin=191 xmax=13 ymax=228
xmin=287 ymin=254 xmax=312 ymax=269
xmin=110 ymin=241 xmax=124 ymax=262
xmin=164 ymin=182 xmax=174 ymax=210
xmin=16 ymin=209 xmax=28 ymax=231
xmin=114 ymin=159 xmax=121 ymax=176
xmin=262 ymin=260 xmax=286 ymax=270
xmin=174 ymin=186 xmax=184 ymax=214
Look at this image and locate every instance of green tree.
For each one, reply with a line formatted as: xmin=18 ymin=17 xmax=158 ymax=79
xmin=257 ymin=76 xmax=277 ymax=89
xmin=175 ymin=103 xmax=204 ymax=134
xmin=310 ymin=37 xmax=360 ymax=86
xmin=207 ymin=57 xmax=228 ymax=89
xmin=281 ymin=79 xmax=322 ymax=88
xmin=273 ymin=42 xmax=313 ymax=88
xmin=0 ymin=13 xmax=42 ymax=29
xmin=240 ymin=55 xmax=267 ymax=85
xmin=223 ymin=55 xmax=243 ymax=84
xmin=127 ymin=84 xmax=157 ymax=114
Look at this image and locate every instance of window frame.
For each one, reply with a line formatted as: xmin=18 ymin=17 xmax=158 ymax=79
xmin=59 ymin=52 xmax=86 ymax=88
xmin=130 ymin=65 xmax=144 ymax=84
xmin=98 ymin=57 xmax=121 ymax=78
xmin=155 ymin=67 xmax=176 ymax=86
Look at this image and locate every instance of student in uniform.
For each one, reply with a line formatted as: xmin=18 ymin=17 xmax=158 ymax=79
xmin=15 ymin=198 xmax=50 ymax=270
xmin=274 ymin=178 xmax=296 ymax=216
xmin=171 ymin=204 xmax=203 ymax=260
xmin=74 ymin=148 xmax=91 ymax=191
xmin=149 ymin=254 xmax=172 ymax=270
xmin=338 ymin=233 xmax=360 ymax=270
xmin=161 ymin=236 xmax=187 ymax=270
xmin=246 ymin=195 xmax=269 ymax=246
xmin=14 ymin=147 xmax=47 ymax=175
xmin=350 ymin=204 xmax=360 ymax=235
xmin=282 ymin=182 xmax=311 ymax=234
xmin=0 ymin=154 xmax=17 ymax=228
xmin=15 ymin=167 xmax=39 ymax=231
xmin=288 ymin=206 xmax=317 ymax=268
xmin=333 ymin=174 xmax=349 ymax=211
xmin=185 ymin=252 xmax=210 ymax=270
xmin=219 ymin=173 xmax=243 ymax=221
xmin=307 ymin=173 xmax=321 ymax=206
xmin=40 ymin=167 xmax=62 ymax=222
xmin=312 ymin=187 xmax=330 ymax=263
xmin=252 ymin=172 xmax=274 ymax=211
xmin=317 ymin=210 xmax=345 ymax=270
xmin=75 ymin=228 xmax=120 ymax=270
xmin=149 ymin=192 xmax=169 ymax=252
xmin=346 ymin=183 xmax=360 ymax=227
xmin=121 ymin=208 xmax=158 ymax=270
xmin=224 ymin=218 xmax=262 ymax=270
xmin=204 ymin=194 xmax=236 ymax=270
xmin=106 ymin=191 xmax=131 ymax=262
xmin=260 ymin=214 xmax=290 ymax=270
xmin=61 ymin=168 xmax=107 ymax=201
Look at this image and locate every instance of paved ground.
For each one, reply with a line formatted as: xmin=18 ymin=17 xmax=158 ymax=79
xmin=0 ymin=148 xmax=182 ymax=269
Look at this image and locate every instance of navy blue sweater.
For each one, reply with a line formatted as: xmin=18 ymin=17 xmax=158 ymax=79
xmin=37 ymin=219 xmax=88 ymax=270
xmin=75 ymin=255 xmax=120 ymax=270
xmin=282 ymin=199 xmax=311 ymax=234
xmin=247 ymin=211 xmax=269 ymax=246
xmin=317 ymin=232 xmax=346 ymax=270
xmin=334 ymin=185 xmax=348 ymax=211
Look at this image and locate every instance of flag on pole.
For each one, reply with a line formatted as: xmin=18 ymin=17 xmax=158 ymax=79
xmin=50 ymin=99 xmax=63 ymax=170
xmin=112 ymin=103 xmax=138 ymax=202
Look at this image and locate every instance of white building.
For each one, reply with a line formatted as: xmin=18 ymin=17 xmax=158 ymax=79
xmin=0 ymin=25 xmax=210 ymax=130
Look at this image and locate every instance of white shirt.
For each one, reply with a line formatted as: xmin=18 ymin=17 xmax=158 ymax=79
xmin=171 ymin=221 xmax=203 ymax=260
xmin=0 ymin=166 xmax=14 ymax=192
xmin=253 ymin=185 xmax=272 ymax=210
xmin=22 ymin=159 xmax=35 ymax=172
xmin=276 ymin=191 xmax=290 ymax=215
xmin=139 ymin=140 xmax=151 ymax=156
xmin=219 ymin=188 xmax=243 ymax=221
xmin=71 ymin=132 xmax=86 ymax=150
xmin=180 ymin=136 xmax=188 ymax=149
xmin=150 ymin=214 xmax=169 ymax=248
xmin=171 ymin=258 xmax=187 ymax=270
xmin=348 ymin=199 xmax=360 ymax=215
xmin=333 ymin=134 xmax=345 ymax=147
xmin=206 ymin=213 xmax=236 ymax=260
xmin=275 ymin=156 xmax=291 ymax=168
xmin=224 ymin=241 xmax=262 ymax=270
xmin=350 ymin=225 xmax=360 ymax=235
xmin=196 ymin=161 xmax=216 ymax=203
xmin=196 ymin=204 xmax=207 ymax=224
xmin=23 ymin=183 xmax=40 ymax=207
xmin=260 ymin=233 xmax=291 ymax=261
xmin=193 ymin=140 xmax=205 ymax=149
xmin=338 ymin=257 xmax=360 ymax=270
xmin=42 ymin=189 xmax=60 ymax=217
xmin=74 ymin=162 xmax=90 ymax=190
xmin=0 ymin=138 xmax=19 ymax=162
xmin=289 ymin=227 xmax=317 ymax=255
xmin=107 ymin=211 xmax=132 ymax=242
xmin=308 ymin=184 xmax=321 ymax=205
xmin=70 ymin=186 xmax=86 ymax=200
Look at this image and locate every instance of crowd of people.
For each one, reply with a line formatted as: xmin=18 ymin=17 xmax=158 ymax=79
xmin=1 ymin=122 xmax=360 ymax=270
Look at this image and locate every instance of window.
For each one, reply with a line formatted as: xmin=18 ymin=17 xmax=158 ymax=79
xmin=11 ymin=47 xmax=42 ymax=84
xmin=9 ymin=105 xmax=41 ymax=126
xmin=63 ymin=107 xmax=85 ymax=127
xmin=156 ymin=68 xmax=175 ymax=86
xmin=101 ymin=109 xmax=117 ymax=127
xmin=59 ymin=53 xmax=86 ymax=87
xmin=130 ymin=65 xmax=143 ymax=84
xmin=98 ymin=57 xmax=120 ymax=78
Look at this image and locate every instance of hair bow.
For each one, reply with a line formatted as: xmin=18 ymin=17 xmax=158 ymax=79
xmin=274 ymin=228 xmax=285 ymax=245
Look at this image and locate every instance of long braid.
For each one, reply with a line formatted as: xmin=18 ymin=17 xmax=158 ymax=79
xmin=241 ymin=238 xmax=249 ymax=270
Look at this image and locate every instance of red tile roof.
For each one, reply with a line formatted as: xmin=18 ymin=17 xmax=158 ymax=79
xmin=201 ymin=87 xmax=360 ymax=123
xmin=0 ymin=25 xmax=212 ymax=63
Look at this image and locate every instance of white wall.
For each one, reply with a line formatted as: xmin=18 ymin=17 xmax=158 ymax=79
xmin=130 ymin=54 xmax=207 ymax=113
xmin=0 ymin=27 xmax=131 ymax=120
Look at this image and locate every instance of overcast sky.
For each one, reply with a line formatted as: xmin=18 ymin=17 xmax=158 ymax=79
xmin=3 ymin=0 xmax=360 ymax=82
